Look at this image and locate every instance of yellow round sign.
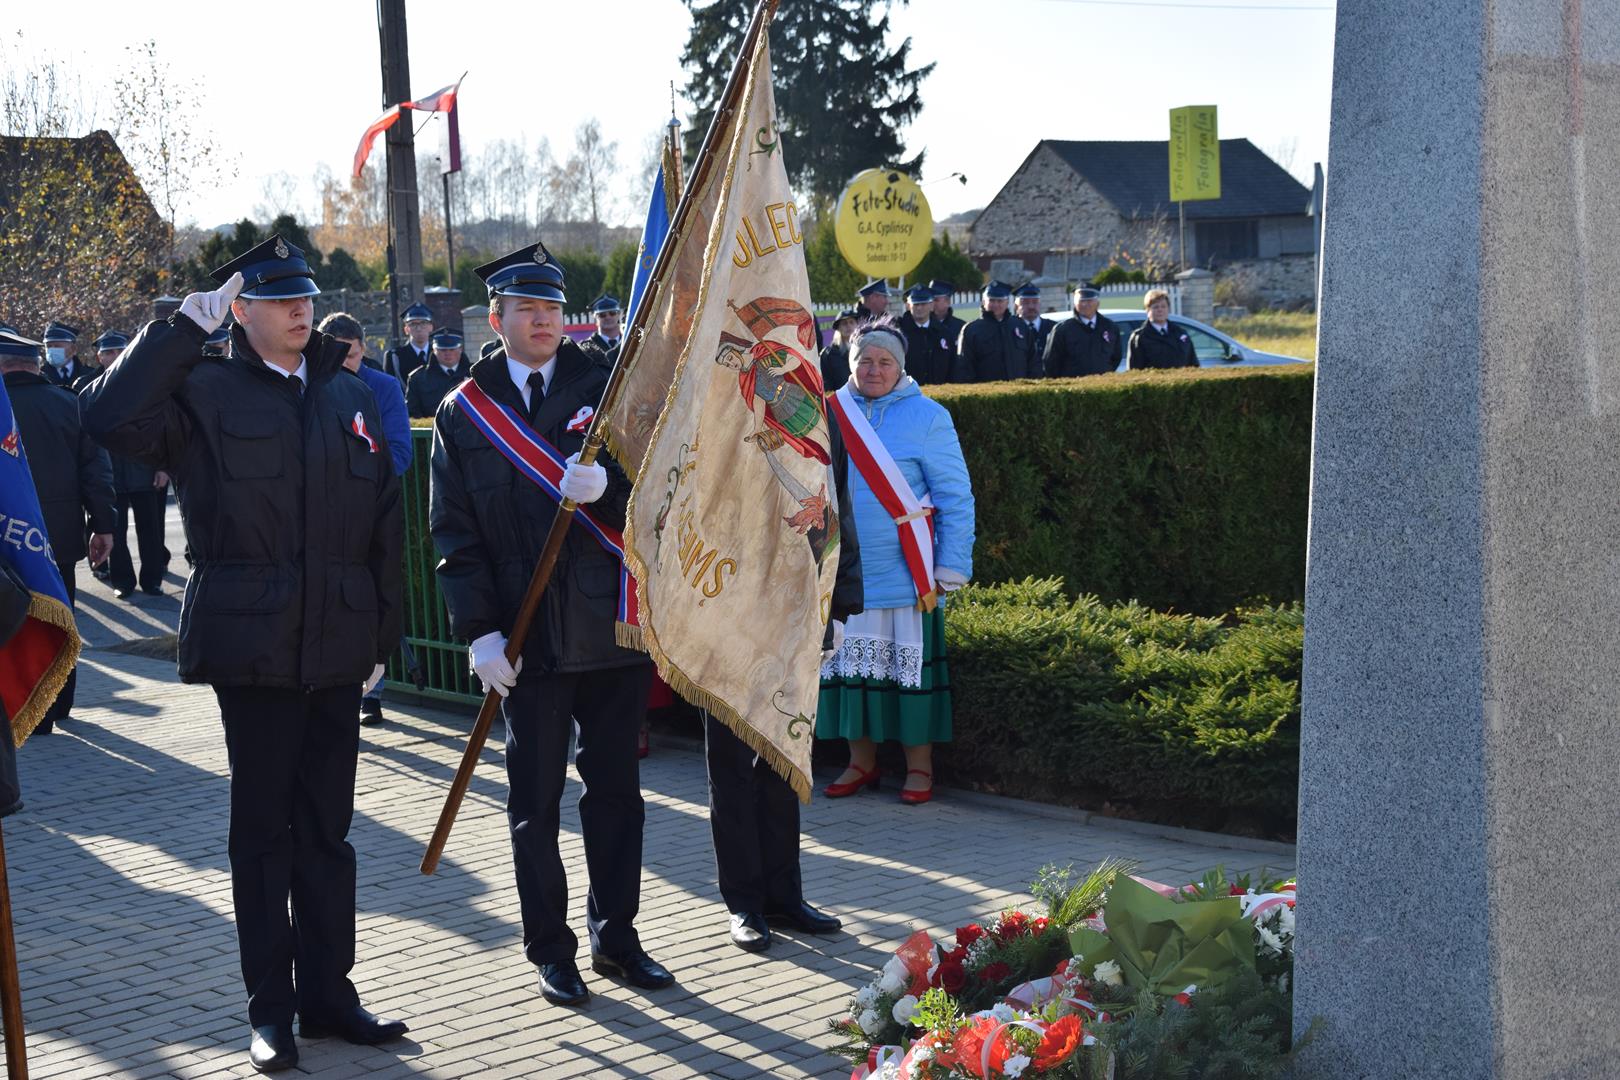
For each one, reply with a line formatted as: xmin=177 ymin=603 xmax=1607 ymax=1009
xmin=833 ymin=169 xmax=933 ymax=279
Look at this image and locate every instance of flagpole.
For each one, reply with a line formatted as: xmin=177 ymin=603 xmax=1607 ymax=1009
xmin=421 ymin=0 xmax=781 ymax=876
xmin=0 ymin=822 xmax=27 ymax=1079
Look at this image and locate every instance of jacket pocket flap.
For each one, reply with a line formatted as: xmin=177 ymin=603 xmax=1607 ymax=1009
xmin=220 ymin=411 xmax=280 ymax=438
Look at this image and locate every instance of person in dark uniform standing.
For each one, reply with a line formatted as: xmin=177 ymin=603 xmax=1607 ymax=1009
xmin=81 ymin=236 xmax=406 ymax=1074
xmin=405 ymin=329 xmax=470 ymax=418
xmin=42 ymin=321 xmax=96 ymax=389
xmin=383 ymin=302 xmax=434 ymax=387
xmin=203 ymin=325 xmax=232 ymax=357
xmin=709 ymin=424 xmax=862 ymax=952
xmin=930 ymin=279 xmax=967 ymax=356
xmin=1127 ymin=288 xmax=1199 ymax=370
xmin=94 ymin=331 xmax=172 ymax=600
xmin=1015 ymin=284 xmax=1053 ymax=373
xmin=819 ymin=308 xmax=859 ymax=392
xmin=0 ymin=323 xmax=114 ymax=734
xmin=855 ymin=279 xmax=890 ymax=321
xmin=582 ymin=295 xmax=623 ymax=369
xmin=897 ymin=286 xmax=954 ymax=386
xmin=430 ymin=242 xmax=673 ymax=1009
xmin=953 ymin=281 xmax=1035 ymax=382
xmin=1044 ymin=283 xmax=1122 ymax=378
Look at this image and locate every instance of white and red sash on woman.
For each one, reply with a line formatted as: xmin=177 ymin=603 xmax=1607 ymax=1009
xmin=827 ymin=383 xmax=937 ymax=612
xmin=451 ymin=378 xmax=641 ymax=635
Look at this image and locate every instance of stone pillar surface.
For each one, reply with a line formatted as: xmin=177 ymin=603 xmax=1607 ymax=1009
xmin=1297 ymin=2 xmax=1620 ymax=1076
xmin=1173 ymin=267 xmax=1213 ymax=323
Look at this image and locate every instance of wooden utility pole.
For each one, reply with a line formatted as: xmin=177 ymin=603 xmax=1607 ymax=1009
xmin=378 ymin=0 xmax=424 ymax=326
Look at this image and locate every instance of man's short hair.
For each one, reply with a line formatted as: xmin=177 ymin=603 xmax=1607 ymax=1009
xmin=1143 ymin=289 xmax=1171 ymax=310
xmin=318 ymin=312 xmax=365 ymax=341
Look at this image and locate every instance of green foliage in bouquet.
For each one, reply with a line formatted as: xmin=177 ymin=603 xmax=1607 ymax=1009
xmin=1069 ymin=877 xmax=1255 ymax=1001
xmin=940 ymin=583 xmax=1303 ymax=825
xmin=1032 ymin=859 xmax=1135 ymax=931
xmin=1082 ymin=972 xmax=1302 ymax=1080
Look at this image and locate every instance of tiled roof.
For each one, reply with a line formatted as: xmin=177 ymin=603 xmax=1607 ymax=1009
xmin=1042 ymin=138 xmax=1310 ymax=220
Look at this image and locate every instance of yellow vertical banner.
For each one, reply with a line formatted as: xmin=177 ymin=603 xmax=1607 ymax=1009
xmin=1169 ymin=105 xmax=1221 ymax=202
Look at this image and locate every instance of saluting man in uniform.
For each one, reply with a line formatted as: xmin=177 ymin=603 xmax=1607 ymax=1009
xmin=582 ymin=295 xmax=623 ymax=369
xmin=81 ymin=236 xmax=406 ymax=1074
xmin=384 ymin=301 xmax=434 ymax=387
xmin=430 ymin=242 xmax=673 ymax=1009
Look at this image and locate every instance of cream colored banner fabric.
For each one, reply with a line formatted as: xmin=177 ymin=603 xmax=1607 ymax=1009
xmin=613 ymin=37 xmax=837 ymax=801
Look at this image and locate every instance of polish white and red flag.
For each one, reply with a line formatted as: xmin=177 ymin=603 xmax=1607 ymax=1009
xmin=352 ymin=77 xmax=464 ymax=180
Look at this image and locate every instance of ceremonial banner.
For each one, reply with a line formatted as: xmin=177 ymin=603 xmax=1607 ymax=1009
xmin=0 ymin=380 xmax=79 ymax=744
xmin=607 ymin=28 xmax=835 ymax=800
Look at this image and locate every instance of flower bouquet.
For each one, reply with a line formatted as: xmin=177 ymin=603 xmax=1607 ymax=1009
xmin=834 ymin=860 xmax=1302 ymax=1080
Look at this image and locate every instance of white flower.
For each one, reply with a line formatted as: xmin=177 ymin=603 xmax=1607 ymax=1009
xmin=911 ymin=1044 xmax=934 ymax=1063
xmin=857 ymin=1008 xmax=883 ymax=1035
xmin=878 ymin=955 xmax=909 ymax=994
xmin=891 ymin=994 xmax=919 ymax=1026
xmin=875 ymin=1063 xmax=901 ymax=1080
xmin=854 ymin=984 xmax=878 ymax=1010
xmin=1257 ymin=926 xmax=1285 ymax=955
xmin=990 ymin=1002 xmax=1018 ymax=1023
xmin=1093 ymin=960 xmax=1124 ymax=987
xmin=1004 ymin=1053 xmax=1033 ymax=1078
xmin=1277 ymin=905 xmax=1296 ymax=938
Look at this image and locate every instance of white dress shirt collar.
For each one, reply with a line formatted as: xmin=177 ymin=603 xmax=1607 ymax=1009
xmin=266 ymin=355 xmax=308 ymax=387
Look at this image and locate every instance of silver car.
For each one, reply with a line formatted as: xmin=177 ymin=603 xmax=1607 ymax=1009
xmin=1045 ymin=309 xmax=1309 ymax=370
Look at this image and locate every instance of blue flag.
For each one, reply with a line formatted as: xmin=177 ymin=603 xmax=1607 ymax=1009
xmin=0 ymin=378 xmax=79 ymax=745
xmin=627 ymin=163 xmax=673 ymax=327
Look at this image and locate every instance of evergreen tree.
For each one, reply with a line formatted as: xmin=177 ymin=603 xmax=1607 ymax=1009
xmin=681 ymin=0 xmax=933 ymax=210
xmin=911 ymin=231 xmax=984 ymax=293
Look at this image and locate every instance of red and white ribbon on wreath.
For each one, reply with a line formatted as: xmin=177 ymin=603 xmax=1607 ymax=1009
xmin=827 ymin=383 xmax=937 ymax=611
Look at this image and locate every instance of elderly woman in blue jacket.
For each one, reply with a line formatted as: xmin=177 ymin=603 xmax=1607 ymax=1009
xmin=817 ymin=320 xmax=975 ymax=805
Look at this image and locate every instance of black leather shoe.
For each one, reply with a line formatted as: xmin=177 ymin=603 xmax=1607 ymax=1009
xmin=765 ymin=901 xmax=843 ymax=935
xmin=729 ymin=912 xmax=771 ymax=952
xmin=591 ymin=949 xmax=675 ymax=989
xmin=538 ymin=961 xmax=590 ymax=1006
xmin=140 ymin=585 xmax=163 ymax=596
xmin=299 ymin=1004 xmax=408 ymax=1044
xmin=360 ymin=699 xmax=383 ymax=726
xmin=113 ymin=588 xmax=133 ymax=600
xmin=248 ymin=1023 xmax=297 ymax=1073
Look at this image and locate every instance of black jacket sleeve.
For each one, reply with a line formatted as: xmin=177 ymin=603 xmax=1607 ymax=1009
xmin=428 ymin=406 xmax=503 ymax=644
xmin=79 ymin=314 xmax=206 ymax=469
xmin=370 ymin=462 xmax=404 ymax=664
xmin=827 ymin=421 xmax=863 ymax=643
xmin=405 ymin=369 xmax=428 ymax=419
xmin=952 ymin=324 xmax=977 ymax=383
xmin=1043 ymin=321 xmax=1067 ymax=377
xmin=78 ymin=437 xmax=116 ymax=534
xmin=1107 ymin=320 xmax=1124 ymax=370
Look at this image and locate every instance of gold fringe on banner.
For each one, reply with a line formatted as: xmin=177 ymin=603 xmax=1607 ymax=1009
xmin=9 ymin=594 xmax=80 ymax=746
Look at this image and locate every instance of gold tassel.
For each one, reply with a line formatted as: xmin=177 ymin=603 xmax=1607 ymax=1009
xmin=10 ymin=594 xmax=81 ymax=747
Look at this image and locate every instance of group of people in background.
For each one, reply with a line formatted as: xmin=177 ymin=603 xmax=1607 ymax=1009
xmin=821 ymin=278 xmax=1199 ymax=389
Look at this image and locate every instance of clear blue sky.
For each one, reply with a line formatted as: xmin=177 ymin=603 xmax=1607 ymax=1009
xmin=6 ymin=0 xmax=1336 ymax=229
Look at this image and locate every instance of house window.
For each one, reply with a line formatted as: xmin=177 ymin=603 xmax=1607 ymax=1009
xmin=1194 ymin=219 xmax=1259 ymax=263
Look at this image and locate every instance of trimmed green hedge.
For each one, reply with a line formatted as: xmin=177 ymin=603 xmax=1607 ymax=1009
xmin=936 ymin=578 xmax=1302 ymax=834
xmin=928 ymin=367 xmax=1314 ymax=615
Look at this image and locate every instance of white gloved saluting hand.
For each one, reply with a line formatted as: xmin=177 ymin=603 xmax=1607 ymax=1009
xmin=177 ymin=271 xmax=244 ymax=334
xmin=469 ymin=631 xmax=523 ymax=698
xmin=560 ymin=452 xmax=608 ymax=504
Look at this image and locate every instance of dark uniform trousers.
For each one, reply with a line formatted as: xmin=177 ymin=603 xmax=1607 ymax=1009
xmin=501 ymin=663 xmax=652 ymax=965
xmin=107 ymin=489 xmax=168 ymax=593
xmin=704 ymin=711 xmax=802 ymax=914
xmin=38 ymin=561 xmax=76 ymax=731
xmin=217 ymin=684 xmax=363 ymax=1027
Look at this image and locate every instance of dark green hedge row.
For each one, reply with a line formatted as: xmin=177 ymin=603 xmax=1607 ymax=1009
xmin=935 ymin=578 xmax=1302 ymax=833
xmin=928 ymin=367 xmax=1314 ymax=615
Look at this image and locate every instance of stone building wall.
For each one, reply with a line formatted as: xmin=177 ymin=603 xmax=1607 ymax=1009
xmin=1214 ymin=253 xmax=1319 ymax=310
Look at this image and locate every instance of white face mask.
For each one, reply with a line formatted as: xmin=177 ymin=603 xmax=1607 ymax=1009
xmin=45 ymin=347 xmax=68 ymax=367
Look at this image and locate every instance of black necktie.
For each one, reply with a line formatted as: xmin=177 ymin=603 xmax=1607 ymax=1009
xmin=527 ymin=371 xmax=546 ymax=424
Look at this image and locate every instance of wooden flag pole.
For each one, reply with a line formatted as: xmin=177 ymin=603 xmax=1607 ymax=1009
xmin=0 ymin=822 xmax=28 ymax=1079
xmin=420 ymin=0 xmax=780 ymax=875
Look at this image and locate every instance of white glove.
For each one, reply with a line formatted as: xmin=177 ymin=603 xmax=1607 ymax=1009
xmin=936 ymin=568 xmax=970 ymax=594
xmin=177 ymin=271 xmax=244 ymax=333
xmin=822 ymin=619 xmax=844 ymax=664
xmin=561 ymin=452 xmax=608 ymax=504
xmin=469 ymin=630 xmax=522 ymax=698
xmin=363 ymin=663 xmax=386 ymax=695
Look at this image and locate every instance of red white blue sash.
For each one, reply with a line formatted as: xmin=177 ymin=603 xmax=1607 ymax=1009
xmin=452 ymin=378 xmax=640 ymax=631
xmin=827 ymin=384 xmax=937 ymax=612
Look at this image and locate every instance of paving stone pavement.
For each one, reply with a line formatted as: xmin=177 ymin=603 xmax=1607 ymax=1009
xmin=11 ymin=505 xmax=1295 ymax=1078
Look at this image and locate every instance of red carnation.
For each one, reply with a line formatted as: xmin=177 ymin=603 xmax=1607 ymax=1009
xmin=1033 ymin=1014 xmax=1085 ymax=1070
xmin=948 ymin=945 xmax=968 ymax=963
xmin=1229 ymin=883 xmax=1245 ymax=896
xmin=1032 ymin=916 xmax=1050 ymax=935
xmin=937 ymin=958 xmax=967 ymax=994
xmin=996 ymin=912 xmax=1031 ymax=940
xmin=955 ymin=924 xmax=986 ymax=949
xmin=980 ymin=961 xmax=1013 ymax=985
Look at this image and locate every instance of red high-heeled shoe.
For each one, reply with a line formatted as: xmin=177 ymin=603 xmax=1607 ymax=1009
xmin=899 ymin=769 xmax=934 ymax=805
xmin=824 ymin=763 xmax=881 ymax=798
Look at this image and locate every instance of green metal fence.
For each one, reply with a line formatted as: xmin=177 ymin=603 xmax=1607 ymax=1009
xmin=382 ymin=426 xmax=480 ymax=705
